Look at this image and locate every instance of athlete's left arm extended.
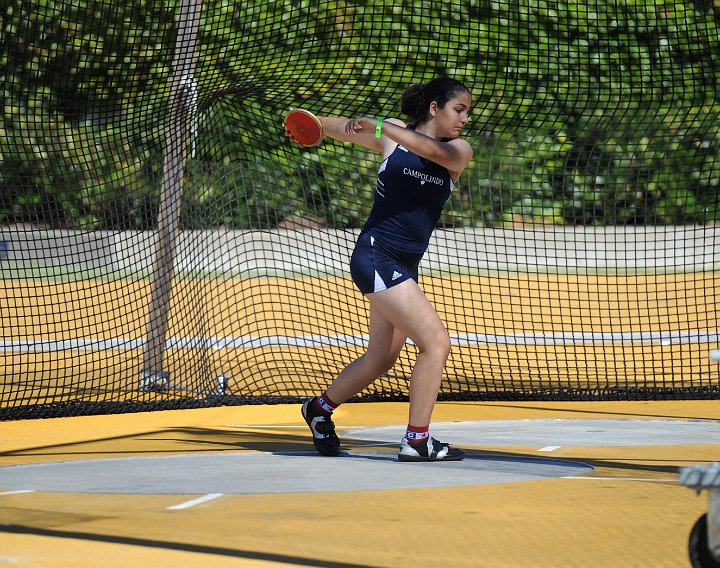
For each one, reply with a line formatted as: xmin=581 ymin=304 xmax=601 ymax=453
xmin=318 ymin=116 xmax=383 ymax=153
xmin=345 ymin=117 xmax=473 ymax=179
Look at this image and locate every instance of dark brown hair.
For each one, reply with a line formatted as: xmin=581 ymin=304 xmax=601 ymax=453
xmin=400 ymin=77 xmax=470 ymax=123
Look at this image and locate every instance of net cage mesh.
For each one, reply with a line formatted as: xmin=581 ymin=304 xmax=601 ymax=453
xmin=1 ymin=0 xmax=719 ymax=419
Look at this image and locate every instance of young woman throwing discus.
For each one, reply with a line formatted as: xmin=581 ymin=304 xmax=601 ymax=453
xmin=286 ymin=77 xmax=473 ymax=462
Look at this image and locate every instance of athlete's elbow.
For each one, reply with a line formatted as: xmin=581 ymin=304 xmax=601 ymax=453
xmin=443 ymin=150 xmax=473 ymax=173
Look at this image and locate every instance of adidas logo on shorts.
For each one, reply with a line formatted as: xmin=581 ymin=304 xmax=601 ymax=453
xmin=392 ymin=271 xmax=402 ymax=281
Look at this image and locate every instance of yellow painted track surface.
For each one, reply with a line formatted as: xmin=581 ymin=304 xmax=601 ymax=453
xmin=1 ymin=400 xmax=718 ymax=567
xmin=4 ymin=273 xmax=719 ymax=339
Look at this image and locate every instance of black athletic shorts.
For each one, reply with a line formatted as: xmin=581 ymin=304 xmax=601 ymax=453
xmin=349 ymin=232 xmax=421 ymax=294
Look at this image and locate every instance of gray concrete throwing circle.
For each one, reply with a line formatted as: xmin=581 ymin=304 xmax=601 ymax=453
xmin=1 ymin=419 xmax=713 ymax=495
xmin=343 ymin=419 xmax=720 ymax=447
xmin=0 ymin=451 xmax=593 ymax=495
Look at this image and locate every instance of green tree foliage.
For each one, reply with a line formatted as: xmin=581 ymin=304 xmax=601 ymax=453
xmin=1 ymin=0 xmax=719 ymax=228
xmin=0 ymin=0 xmax=174 ymax=228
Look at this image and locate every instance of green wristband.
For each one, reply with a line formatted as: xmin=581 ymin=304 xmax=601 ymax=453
xmin=375 ymin=118 xmax=383 ymax=138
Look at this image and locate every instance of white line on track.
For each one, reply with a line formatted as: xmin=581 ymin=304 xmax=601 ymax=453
xmin=538 ymin=446 xmax=562 ymax=452
xmin=166 ymin=493 xmax=224 ymax=511
xmin=3 ymin=329 xmax=720 ymax=352
xmin=0 ymin=490 xmax=35 ymax=496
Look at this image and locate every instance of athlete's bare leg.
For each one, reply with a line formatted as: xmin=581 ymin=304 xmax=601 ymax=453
xmin=324 ymin=303 xmax=407 ymax=404
xmin=363 ymin=280 xmax=451 ymax=427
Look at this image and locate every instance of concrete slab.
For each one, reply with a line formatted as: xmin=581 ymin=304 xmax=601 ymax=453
xmin=2 ymin=417 xmax=713 ymax=496
xmin=344 ymin=419 xmax=720 ymax=447
xmin=0 ymin=450 xmax=592 ymax=495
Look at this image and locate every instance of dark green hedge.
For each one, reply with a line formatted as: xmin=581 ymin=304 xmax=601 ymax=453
xmin=1 ymin=0 xmax=719 ymax=229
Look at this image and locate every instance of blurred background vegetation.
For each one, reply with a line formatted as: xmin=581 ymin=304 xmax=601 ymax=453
xmin=1 ymin=0 xmax=719 ymax=230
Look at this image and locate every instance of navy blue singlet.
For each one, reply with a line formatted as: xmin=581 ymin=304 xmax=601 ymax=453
xmin=361 ymin=126 xmax=454 ymax=255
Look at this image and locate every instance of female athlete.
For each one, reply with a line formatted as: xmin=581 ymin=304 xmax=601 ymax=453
xmin=289 ymin=77 xmax=473 ymax=462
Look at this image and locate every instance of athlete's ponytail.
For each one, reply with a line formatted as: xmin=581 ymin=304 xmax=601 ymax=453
xmin=400 ymin=77 xmax=470 ymax=123
xmin=400 ymin=84 xmax=426 ymax=123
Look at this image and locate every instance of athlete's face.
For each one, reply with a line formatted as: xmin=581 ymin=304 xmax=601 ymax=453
xmin=434 ymin=91 xmax=471 ymax=139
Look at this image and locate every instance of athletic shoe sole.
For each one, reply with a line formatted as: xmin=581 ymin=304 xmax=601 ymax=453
xmin=397 ymin=450 xmax=466 ymax=462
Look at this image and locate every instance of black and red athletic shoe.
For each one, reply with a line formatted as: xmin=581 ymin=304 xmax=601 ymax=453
xmin=301 ymin=398 xmax=341 ymax=457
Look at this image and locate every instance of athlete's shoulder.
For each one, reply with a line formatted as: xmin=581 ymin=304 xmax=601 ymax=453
xmin=379 ymin=118 xmax=408 ymax=158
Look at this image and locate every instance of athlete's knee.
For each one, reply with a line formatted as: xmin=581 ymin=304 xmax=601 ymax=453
xmin=362 ymin=350 xmax=402 ymax=377
xmin=417 ymin=329 xmax=451 ymax=361
xmin=436 ymin=331 xmax=452 ymax=360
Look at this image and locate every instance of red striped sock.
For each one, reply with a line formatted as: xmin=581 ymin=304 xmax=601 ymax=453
xmin=313 ymin=393 xmax=338 ymax=416
xmin=405 ymin=424 xmax=429 ymax=445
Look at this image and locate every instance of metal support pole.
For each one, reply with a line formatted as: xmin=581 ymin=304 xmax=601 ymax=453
xmin=140 ymin=0 xmax=201 ymax=391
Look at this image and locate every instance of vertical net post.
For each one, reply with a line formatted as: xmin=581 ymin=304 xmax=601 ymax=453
xmin=140 ymin=0 xmax=201 ymax=392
